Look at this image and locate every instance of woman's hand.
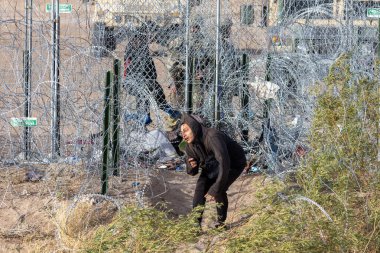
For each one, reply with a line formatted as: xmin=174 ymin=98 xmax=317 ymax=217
xmin=188 ymin=158 xmax=198 ymax=168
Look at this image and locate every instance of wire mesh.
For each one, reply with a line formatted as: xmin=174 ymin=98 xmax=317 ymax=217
xmin=0 ymin=0 xmax=379 ymax=249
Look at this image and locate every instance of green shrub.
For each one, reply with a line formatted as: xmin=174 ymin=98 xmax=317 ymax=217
xmin=85 ymin=205 xmax=201 ymax=253
xmin=84 ymin=204 xmax=202 ymax=253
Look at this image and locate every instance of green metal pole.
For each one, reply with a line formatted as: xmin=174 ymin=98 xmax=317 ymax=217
xmin=112 ymin=59 xmax=120 ymax=176
xmin=102 ymin=71 xmax=111 ymax=195
xmin=240 ymin=53 xmax=249 ymax=142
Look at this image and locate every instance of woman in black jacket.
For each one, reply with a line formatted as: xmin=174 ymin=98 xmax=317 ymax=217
xmin=180 ymin=113 xmax=246 ymax=228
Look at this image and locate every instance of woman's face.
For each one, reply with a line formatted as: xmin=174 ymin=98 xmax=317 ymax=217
xmin=180 ymin=123 xmax=195 ymax=143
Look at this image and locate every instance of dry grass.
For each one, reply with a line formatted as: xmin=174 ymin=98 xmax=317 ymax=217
xmin=55 ymin=195 xmax=119 ymax=251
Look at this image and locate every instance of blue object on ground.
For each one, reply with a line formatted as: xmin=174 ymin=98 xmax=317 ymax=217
xmin=248 ymin=166 xmax=261 ymax=174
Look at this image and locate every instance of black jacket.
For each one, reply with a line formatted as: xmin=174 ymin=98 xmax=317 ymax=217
xmin=124 ymin=35 xmax=157 ymax=80
xmin=183 ymin=114 xmax=246 ymax=196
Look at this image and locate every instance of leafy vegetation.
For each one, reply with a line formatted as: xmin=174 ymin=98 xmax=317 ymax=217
xmin=85 ymin=205 xmax=201 ymax=252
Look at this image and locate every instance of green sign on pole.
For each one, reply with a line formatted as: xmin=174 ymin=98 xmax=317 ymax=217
xmin=367 ymin=8 xmax=380 ymax=18
xmin=11 ymin=117 xmax=38 ymax=127
xmin=46 ymin=3 xmax=72 ymax=13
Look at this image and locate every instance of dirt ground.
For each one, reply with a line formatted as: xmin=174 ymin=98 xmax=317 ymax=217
xmin=0 ymin=161 xmax=261 ymax=252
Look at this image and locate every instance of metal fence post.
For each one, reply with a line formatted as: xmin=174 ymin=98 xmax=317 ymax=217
xmin=23 ymin=50 xmax=31 ymax=160
xmin=23 ymin=0 xmax=33 ymax=160
xmin=51 ymin=0 xmax=61 ymax=159
xmin=240 ymin=53 xmax=249 ymax=142
xmin=112 ymin=59 xmax=120 ymax=176
xmin=214 ymin=0 xmax=221 ymax=124
xmin=185 ymin=0 xmax=192 ymax=113
xmin=264 ymin=53 xmax=272 ymax=119
xmin=187 ymin=57 xmax=195 ymax=113
xmin=102 ymin=71 xmax=111 ymax=195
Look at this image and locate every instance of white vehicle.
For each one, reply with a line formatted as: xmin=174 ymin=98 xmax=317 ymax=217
xmin=89 ymin=0 xmax=196 ymax=56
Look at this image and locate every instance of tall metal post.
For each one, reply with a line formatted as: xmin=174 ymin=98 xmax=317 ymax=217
xmin=185 ymin=0 xmax=191 ymax=113
xmin=264 ymin=53 xmax=272 ymax=119
xmin=51 ymin=0 xmax=61 ymax=158
xmin=345 ymin=0 xmax=354 ymax=49
xmin=102 ymin=71 xmax=112 ymax=195
xmin=24 ymin=0 xmax=33 ymax=160
xmin=214 ymin=0 xmax=221 ymax=124
xmin=188 ymin=57 xmax=194 ymax=112
xmin=112 ymin=59 xmax=120 ymax=176
xmin=240 ymin=54 xmax=249 ymax=142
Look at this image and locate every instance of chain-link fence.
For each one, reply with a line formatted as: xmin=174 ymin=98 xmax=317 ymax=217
xmin=0 ymin=0 xmax=378 ymax=248
xmin=1 ymin=0 xmax=379 ymax=187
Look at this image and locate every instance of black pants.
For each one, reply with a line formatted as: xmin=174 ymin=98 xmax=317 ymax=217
xmin=125 ymin=77 xmax=171 ymax=114
xmin=147 ymin=79 xmax=170 ymax=111
xmin=193 ymin=166 xmax=244 ymax=224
